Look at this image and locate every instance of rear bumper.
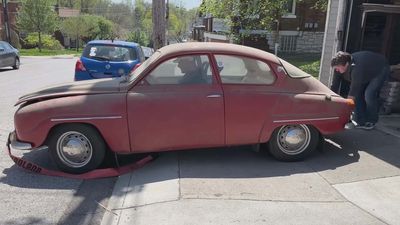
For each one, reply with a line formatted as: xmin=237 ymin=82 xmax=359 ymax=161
xmin=8 ymin=131 xmax=32 ymax=150
xmin=74 ymin=71 xmax=93 ymax=81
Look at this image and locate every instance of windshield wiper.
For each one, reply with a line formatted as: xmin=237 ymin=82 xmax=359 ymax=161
xmin=91 ymin=56 xmax=110 ymax=61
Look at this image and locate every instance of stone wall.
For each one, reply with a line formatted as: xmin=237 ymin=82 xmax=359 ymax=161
xmin=264 ymin=31 xmax=324 ymax=54
xmin=296 ymin=32 xmax=324 ymax=53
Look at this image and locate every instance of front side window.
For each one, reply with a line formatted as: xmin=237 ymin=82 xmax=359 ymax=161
xmin=216 ymin=55 xmax=275 ymax=85
xmin=82 ymin=44 xmax=138 ymax=62
xmin=145 ymin=55 xmax=212 ymax=85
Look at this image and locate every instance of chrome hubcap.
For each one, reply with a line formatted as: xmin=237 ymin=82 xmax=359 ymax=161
xmin=277 ymin=125 xmax=311 ymax=155
xmin=56 ymin=131 xmax=92 ymax=168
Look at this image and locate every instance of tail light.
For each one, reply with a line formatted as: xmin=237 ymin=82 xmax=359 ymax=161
xmin=130 ymin=63 xmax=141 ymax=73
xmin=75 ymin=59 xmax=86 ymax=72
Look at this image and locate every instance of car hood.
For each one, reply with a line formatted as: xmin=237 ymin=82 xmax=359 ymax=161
xmin=16 ymin=78 xmax=122 ymax=106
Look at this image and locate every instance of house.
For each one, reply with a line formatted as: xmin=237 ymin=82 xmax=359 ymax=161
xmin=198 ymin=0 xmax=327 ymax=54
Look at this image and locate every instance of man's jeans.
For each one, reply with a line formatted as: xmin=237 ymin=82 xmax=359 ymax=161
xmin=354 ymin=66 xmax=390 ymax=125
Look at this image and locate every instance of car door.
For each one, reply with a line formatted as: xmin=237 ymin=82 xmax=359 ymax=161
xmin=127 ymin=54 xmax=225 ymax=152
xmin=2 ymin=42 xmax=14 ymax=66
xmin=0 ymin=42 xmax=6 ymax=67
xmin=215 ymin=54 xmax=281 ymax=145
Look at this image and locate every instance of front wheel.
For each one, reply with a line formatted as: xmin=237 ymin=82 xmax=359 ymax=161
xmin=13 ymin=57 xmax=20 ymax=70
xmin=48 ymin=124 xmax=106 ymax=174
xmin=268 ymin=124 xmax=319 ymax=161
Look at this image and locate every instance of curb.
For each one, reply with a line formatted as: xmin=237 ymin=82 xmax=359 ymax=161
xmin=21 ymin=55 xmax=76 ymax=59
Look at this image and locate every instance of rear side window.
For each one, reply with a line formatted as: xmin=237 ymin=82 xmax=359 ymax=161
xmin=82 ymin=44 xmax=138 ymax=62
xmin=216 ymin=55 xmax=275 ymax=85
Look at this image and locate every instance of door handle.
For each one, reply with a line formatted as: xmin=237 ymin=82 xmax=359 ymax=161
xmin=207 ymin=94 xmax=222 ymax=98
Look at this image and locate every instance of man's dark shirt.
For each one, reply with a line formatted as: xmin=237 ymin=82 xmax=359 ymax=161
xmin=331 ymin=51 xmax=388 ymax=97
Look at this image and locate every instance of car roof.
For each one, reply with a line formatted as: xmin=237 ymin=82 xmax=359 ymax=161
xmin=87 ymin=40 xmax=140 ymax=48
xmin=158 ymin=42 xmax=281 ymax=64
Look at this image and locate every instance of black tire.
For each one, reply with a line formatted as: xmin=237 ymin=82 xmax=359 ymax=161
xmin=13 ymin=57 xmax=20 ymax=70
xmin=48 ymin=124 xmax=106 ymax=174
xmin=268 ymin=124 xmax=319 ymax=162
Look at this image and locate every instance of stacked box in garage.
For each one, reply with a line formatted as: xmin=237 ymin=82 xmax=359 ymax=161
xmin=380 ymin=64 xmax=400 ymax=114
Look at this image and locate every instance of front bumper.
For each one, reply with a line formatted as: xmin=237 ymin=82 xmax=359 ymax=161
xmin=8 ymin=131 xmax=32 ymax=150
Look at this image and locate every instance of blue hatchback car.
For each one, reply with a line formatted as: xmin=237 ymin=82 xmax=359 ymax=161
xmin=74 ymin=40 xmax=145 ymax=81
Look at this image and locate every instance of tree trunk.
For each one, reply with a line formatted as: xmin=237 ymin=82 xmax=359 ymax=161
xmin=76 ymin=35 xmax=79 ymax=52
xmin=38 ymin=32 xmax=42 ymax=52
xmin=152 ymin=0 xmax=166 ymax=51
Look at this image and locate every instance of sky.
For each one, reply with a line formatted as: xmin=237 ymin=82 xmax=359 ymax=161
xmin=112 ymin=0 xmax=202 ymax=9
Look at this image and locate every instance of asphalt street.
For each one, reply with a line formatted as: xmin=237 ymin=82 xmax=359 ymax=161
xmin=0 ymin=57 xmax=116 ymax=225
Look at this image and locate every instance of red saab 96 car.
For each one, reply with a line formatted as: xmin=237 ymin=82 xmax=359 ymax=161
xmin=9 ymin=42 xmax=353 ymax=174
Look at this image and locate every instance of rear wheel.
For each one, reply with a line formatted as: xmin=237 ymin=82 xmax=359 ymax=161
xmin=13 ymin=57 xmax=20 ymax=70
xmin=268 ymin=124 xmax=319 ymax=161
xmin=48 ymin=124 xmax=106 ymax=174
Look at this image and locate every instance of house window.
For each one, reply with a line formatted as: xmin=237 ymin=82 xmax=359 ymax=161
xmin=282 ymin=0 xmax=296 ymax=18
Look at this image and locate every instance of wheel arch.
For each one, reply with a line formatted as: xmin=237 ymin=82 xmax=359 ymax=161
xmin=45 ymin=122 xmax=109 ymax=149
xmin=259 ymin=122 xmax=322 ymax=144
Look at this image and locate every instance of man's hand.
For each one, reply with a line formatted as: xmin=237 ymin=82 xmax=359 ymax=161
xmin=345 ymin=97 xmax=355 ymax=107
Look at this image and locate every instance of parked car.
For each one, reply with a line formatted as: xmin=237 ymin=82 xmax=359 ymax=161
xmin=0 ymin=41 xmax=20 ymax=70
xmin=74 ymin=40 xmax=145 ymax=81
xmin=141 ymin=46 xmax=154 ymax=59
xmin=10 ymin=42 xmax=353 ymax=174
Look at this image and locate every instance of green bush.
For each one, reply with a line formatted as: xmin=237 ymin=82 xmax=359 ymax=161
xmin=299 ymin=60 xmax=320 ymax=77
xmin=23 ymin=33 xmax=64 ymax=50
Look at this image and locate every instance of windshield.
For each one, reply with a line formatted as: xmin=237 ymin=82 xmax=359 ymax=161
xmin=83 ymin=44 xmax=138 ymax=62
xmin=279 ymin=59 xmax=311 ymax=78
xmin=129 ymin=51 xmax=161 ymax=82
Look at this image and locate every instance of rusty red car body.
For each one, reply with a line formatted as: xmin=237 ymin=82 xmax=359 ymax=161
xmin=9 ymin=42 xmax=352 ymax=174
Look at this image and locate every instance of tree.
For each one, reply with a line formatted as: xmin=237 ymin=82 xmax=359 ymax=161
xmin=133 ymin=0 xmax=153 ymax=46
xmin=17 ymin=0 xmax=59 ymax=52
xmin=61 ymin=14 xmax=115 ymax=51
xmin=200 ymin=0 xmax=328 ymax=43
xmin=61 ymin=16 xmax=90 ymax=51
xmin=200 ymin=0 xmax=291 ymax=44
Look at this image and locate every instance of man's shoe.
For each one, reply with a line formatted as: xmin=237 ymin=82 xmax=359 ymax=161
xmin=344 ymin=122 xmax=355 ymax=129
xmin=356 ymin=122 xmax=375 ymax=130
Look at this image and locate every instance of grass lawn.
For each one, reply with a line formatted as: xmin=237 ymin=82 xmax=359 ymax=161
xmin=279 ymin=53 xmax=321 ymax=77
xmin=19 ymin=48 xmax=82 ymax=57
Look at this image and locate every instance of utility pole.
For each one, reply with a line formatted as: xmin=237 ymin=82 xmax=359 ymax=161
xmin=152 ymin=0 xmax=166 ymax=50
xmin=2 ymin=0 xmax=11 ymax=43
xmin=166 ymin=0 xmax=169 ymax=45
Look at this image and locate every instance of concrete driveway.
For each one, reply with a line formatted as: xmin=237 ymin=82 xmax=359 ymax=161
xmin=101 ymin=127 xmax=400 ymax=225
